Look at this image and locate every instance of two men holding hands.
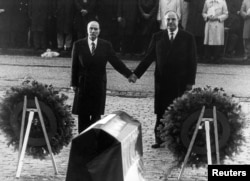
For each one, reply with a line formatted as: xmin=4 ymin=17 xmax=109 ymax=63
xmin=71 ymin=10 xmax=197 ymax=149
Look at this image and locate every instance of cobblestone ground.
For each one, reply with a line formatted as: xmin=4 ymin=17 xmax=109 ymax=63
xmin=1 ymin=90 xmax=250 ymax=181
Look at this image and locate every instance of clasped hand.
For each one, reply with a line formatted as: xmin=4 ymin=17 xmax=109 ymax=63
xmin=128 ymin=73 xmax=138 ymax=83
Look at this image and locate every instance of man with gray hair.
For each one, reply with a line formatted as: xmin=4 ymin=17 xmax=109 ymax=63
xmin=71 ymin=21 xmax=133 ymax=133
xmin=129 ymin=10 xmax=197 ymax=148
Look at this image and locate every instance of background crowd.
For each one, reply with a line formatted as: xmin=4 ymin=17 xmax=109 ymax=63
xmin=0 ymin=0 xmax=249 ymax=62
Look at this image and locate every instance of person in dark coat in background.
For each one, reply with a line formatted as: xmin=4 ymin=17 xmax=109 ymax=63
xmin=129 ymin=10 xmax=197 ymax=149
xmin=117 ymin=0 xmax=138 ymax=56
xmin=9 ymin=0 xmax=30 ymax=48
xmin=70 ymin=21 xmax=133 ymax=134
xmin=73 ymin=0 xmax=97 ymax=40
xmin=137 ymin=0 xmax=159 ymax=55
xmin=186 ymin=0 xmax=206 ymax=62
xmin=225 ymin=0 xmax=244 ymax=57
xmin=0 ymin=0 xmax=12 ymax=48
xmin=55 ymin=0 xmax=75 ymax=52
xmin=28 ymin=0 xmax=50 ymax=50
xmin=96 ymin=0 xmax=120 ymax=52
xmin=46 ymin=0 xmax=57 ymax=50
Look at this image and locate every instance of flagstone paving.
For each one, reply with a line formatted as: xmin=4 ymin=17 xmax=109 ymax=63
xmin=0 ymin=91 xmax=250 ymax=181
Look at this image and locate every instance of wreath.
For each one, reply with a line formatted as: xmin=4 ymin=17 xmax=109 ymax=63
xmin=159 ymin=86 xmax=246 ymax=167
xmin=0 ymin=79 xmax=75 ymax=159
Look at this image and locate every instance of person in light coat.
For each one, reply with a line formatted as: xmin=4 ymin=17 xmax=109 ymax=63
xmin=240 ymin=0 xmax=250 ymax=61
xmin=202 ymin=0 xmax=228 ymax=63
xmin=157 ymin=0 xmax=181 ymax=30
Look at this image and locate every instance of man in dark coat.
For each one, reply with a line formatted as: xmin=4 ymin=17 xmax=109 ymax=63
xmin=70 ymin=21 xmax=133 ymax=133
xmin=28 ymin=0 xmax=50 ymax=50
xmin=117 ymin=0 xmax=138 ymax=55
xmin=55 ymin=0 xmax=75 ymax=51
xmin=225 ymin=0 xmax=244 ymax=57
xmin=137 ymin=0 xmax=159 ymax=54
xmin=9 ymin=0 xmax=30 ymax=48
xmin=129 ymin=10 xmax=197 ymax=148
xmin=74 ymin=0 xmax=97 ymax=40
xmin=186 ymin=0 xmax=206 ymax=61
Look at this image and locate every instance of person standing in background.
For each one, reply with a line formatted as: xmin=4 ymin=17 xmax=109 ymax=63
xmin=157 ymin=0 xmax=181 ymax=30
xmin=28 ymin=0 xmax=50 ymax=51
xmin=117 ymin=0 xmax=138 ymax=57
xmin=137 ymin=0 xmax=159 ymax=55
xmin=240 ymin=0 xmax=250 ymax=61
xmin=0 ymin=0 xmax=12 ymax=49
xmin=46 ymin=0 xmax=57 ymax=50
xmin=180 ymin=0 xmax=189 ymax=30
xmin=9 ymin=0 xmax=30 ymax=49
xmin=186 ymin=0 xmax=206 ymax=62
xmin=225 ymin=0 xmax=244 ymax=58
xmin=55 ymin=0 xmax=75 ymax=52
xmin=202 ymin=0 xmax=228 ymax=63
xmin=74 ymin=0 xmax=97 ymax=40
xmin=96 ymin=0 xmax=120 ymax=52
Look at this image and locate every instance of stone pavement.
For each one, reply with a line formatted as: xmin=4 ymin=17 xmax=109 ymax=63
xmin=1 ymin=90 xmax=250 ymax=181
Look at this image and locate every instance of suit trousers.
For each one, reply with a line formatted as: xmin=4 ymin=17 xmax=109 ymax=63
xmin=57 ymin=33 xmax=72 ymax=49
xmin=78 ymin=113 xmax=101 ymax=134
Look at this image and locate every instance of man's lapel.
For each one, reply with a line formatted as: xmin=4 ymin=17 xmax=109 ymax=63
xmin=93 ymin=39 xmax=101 ymax=56
xmin=80 ymin=38 xmax=92 ymax=55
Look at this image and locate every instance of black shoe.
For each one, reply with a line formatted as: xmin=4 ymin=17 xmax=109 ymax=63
xmin=151 ymin=143 xmax=161 ymax=149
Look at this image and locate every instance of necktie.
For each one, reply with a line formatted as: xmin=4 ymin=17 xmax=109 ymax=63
xmin=91 ymin=42 xmax=95 ymax=55
xmin=170 ymin=32 xmax=174 ymax=43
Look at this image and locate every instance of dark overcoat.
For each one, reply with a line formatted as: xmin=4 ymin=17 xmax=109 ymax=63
xmin=186 ymin=0 xmax=205 ymax=37
xmin=9 ymin=0 xmax=29 ymax=32
xmin=28 ymin=0 xmax=49 ymax=32
xmin=117 ymin=0 xmax=138 ymax=35
xmin=70 ymin=38 xmax=132 ymax=115
xmin=56 ymin=0 xmax=75 ymax=34
xmin=134 ymin=30 xmax=197 ymax=115
xmin=96 ymin=0 xmax=119 ymax=37
xmin=138 ymin=0 xmax=159 ymax=35
xmin=74 ymin=0 xmax=97 ymax=34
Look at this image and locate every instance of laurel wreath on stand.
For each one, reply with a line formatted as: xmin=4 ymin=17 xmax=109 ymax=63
xmin=0 ymin=79 xmax=75 ymax=159
xmin=159 ymin=86 xmax=246 ymax=167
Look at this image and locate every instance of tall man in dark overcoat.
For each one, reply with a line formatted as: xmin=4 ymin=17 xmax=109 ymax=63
xmin=70 ymin=21 xmax=133 ymax=133
xmin=129 ymin=10 xmax=197 ymax=148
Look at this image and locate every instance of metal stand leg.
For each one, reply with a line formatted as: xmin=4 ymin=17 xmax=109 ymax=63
xmin=16 ymin=111 xmax=34 ymax=178
xmin=178 ymin=106 xmax=205 ymax=180
xmin=35 ymin=97 xmax=58 ymax=174
xmin=16 ymin=96 xmax=58 ymax=178
xmin=177 ymin=106 xmax=220 ymax=180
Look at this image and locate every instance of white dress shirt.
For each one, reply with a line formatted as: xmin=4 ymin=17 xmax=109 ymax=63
xmin=168 ymin=28 xmax=179 ymax=40
xmin=88 ymin=38 xmax=98 ymax=54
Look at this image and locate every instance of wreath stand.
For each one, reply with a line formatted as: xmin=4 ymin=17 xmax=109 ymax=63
xmin=16 ymin=96 xmax=58 ymax=178
xmin=177 ymin=106 xmax=220 ymax=181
